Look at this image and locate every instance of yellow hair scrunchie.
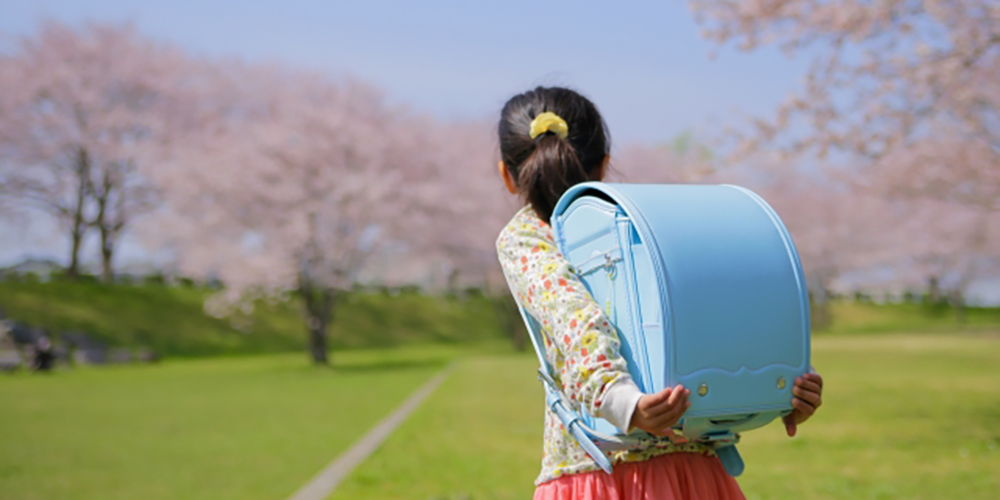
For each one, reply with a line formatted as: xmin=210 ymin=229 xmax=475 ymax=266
xmin=529 ymin=112 xmax=569 ymax=140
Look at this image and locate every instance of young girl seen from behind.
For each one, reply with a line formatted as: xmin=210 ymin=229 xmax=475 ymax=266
xmin=495 ymin=87 xmax=824 ymax=500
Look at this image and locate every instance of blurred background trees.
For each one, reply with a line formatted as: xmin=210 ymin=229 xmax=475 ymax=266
xmin=1 ymin=11 xmax=997 ymax=362
xmin=0 ymin=21 xmax=520 ymax=363
xmin=690 ymin=0 xmax=1000 ymax=317
xmin=0 ymin=22 xmax=182 ymax=281
xmin=691 ymin=0 xmax=999 ymax=208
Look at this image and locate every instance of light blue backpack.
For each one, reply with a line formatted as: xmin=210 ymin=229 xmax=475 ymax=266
xmin=511 ymin=182 xmax=811 ymax=477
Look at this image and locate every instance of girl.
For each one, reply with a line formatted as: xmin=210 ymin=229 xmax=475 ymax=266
xmin=495 ymin=87 xmax=824 ymax=500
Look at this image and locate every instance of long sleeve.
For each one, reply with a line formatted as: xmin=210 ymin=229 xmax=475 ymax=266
xmin=496 ymin=206 xmax=639 ymax=426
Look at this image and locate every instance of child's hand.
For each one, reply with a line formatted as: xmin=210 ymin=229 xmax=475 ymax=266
xmin=783 ymin=373 xmax=823 ymax=437
xmin=629 ymin=385 xmax=690 ymax=437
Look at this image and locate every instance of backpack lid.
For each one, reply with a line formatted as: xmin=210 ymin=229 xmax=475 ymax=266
xmin=552 ymin=182 xmax=810 ymax=381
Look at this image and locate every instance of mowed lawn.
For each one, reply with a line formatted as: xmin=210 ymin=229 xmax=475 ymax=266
xmin=330 ymin=334 xmax=1000 ymax=500
xmin=3 ymin=335 xmax=998 ymax=500
xmin=0 ymin=345 xmax=462 ymax=500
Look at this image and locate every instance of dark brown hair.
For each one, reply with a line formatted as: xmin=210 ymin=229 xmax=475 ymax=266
xmin=498 ymin=86 xmax=610 ymax=223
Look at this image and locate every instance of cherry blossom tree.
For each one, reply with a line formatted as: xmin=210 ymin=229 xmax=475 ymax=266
xmin=690 ymin=0 xmax=1000 ymax=211
xmin=419 ymin=120 xmax=514 ymax=291
xmin=428 ymin=121 xmax=528 ymax=349
xmin=0 ymin=21 xmax=183 ymax=280
xmin=721 ymin=161 xmax=903 ymax=326
xmin=346 ymin=114 xmax=531 ymax=348
xmin=867 ymin=127 xmax=1000 ymax=211
xmin=613 ymin=131 xmax=717 ymax=184
xmin=891 ymin=198 xmax=999 ymax=317
xmin=156 ymin=64 xmax=442 ymax=364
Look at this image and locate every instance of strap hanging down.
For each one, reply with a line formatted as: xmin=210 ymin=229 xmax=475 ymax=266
xmin=716 ymin=444 xmax=745 ymax=476
xmin=505 ymin=280 xmax=616 ymax=473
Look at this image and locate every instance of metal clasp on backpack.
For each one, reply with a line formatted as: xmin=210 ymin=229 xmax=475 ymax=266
xmin=604 ymin=252 xmax=617 ymax=279
xmin=572 ymin=248 xmax=622 ymax=277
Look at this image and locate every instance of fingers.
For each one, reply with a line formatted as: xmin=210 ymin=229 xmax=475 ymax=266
xmin=802 ymin=373 xmax=823 ymax=389
xmin=794 ymin=378 xmax=822 ymax=396
xmin=791 ymin=396 xmax=817 ymax=417
xmin=634 ymin=385 xmax=695 ymax=436
xmin=793 ymin=374 xmax=823 ymax=411
xmin=640 ymin=388 xmax=672 ymax=411
xmin=650 ymin=399 xmax=690 ymax=431
xmin=667 ymin=385 xmax=687 ymax=407
xmin=646 ymin=385 xmax=687 ymax=415
xmin=785 ymin=372 xmax=823 ymax=438
xmin=649 ymin=391 xmax=690 ymax=431
xmin=783 ymin=414 xmax=797 ymax=437
xmin=792 ymin=385 xmax=822 ymax=407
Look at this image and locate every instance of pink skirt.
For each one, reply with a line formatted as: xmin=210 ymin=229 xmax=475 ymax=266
xmin=533 ymin=452 xmax=745 ymax=500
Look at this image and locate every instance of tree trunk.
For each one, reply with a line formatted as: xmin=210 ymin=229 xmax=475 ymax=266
xmin=91 ymin=165 xmax=123 ymax=284
xmin=308 ymin=317 xmax=329 ymax=365
xmin=68 ymin=218 xmax=85 ymax=278
xmin=927 ymin=275 xmax=941 ymax=304
xmin=100 ymin=229 xmax=114 ymax=283
xmin=67 ymin=148 xmax=91 ymax=279
xmin=96 ymin=195 xmax=117 ymax=284
xmin=299 ymin=280 xmax=336 ymax=365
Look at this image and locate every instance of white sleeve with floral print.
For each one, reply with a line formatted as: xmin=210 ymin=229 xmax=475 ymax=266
xmin=497 ymin=206 xmax=714 ymax=485
xmin=496 ymin=206 xmax=638 ymax=421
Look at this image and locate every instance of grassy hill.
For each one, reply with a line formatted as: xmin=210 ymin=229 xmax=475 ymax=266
xmin=0 ymin=279 xmax=507 ymax=357
xmin=1 ymin=278 xmax=997 ymax=359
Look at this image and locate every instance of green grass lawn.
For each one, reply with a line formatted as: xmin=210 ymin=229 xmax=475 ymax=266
xmin=0 ymin=280 xmax=506 ymax=356
xmin=329 ymin=352 xmax=543 ymax=500
xmin=822 ymin=301 xmax=1000 ymax=334
xmin=4 ymin=330 xmax=998 ymax=500
xmin=0 ymin=345 xmax=471 ymax=500
xmin=330 ymin=334 xmax=1000 ymax=500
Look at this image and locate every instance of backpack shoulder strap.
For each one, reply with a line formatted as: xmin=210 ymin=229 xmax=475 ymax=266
xmin=513 ymin=303 xmax=554 ymax=380
xmin=506 ymin=291 xmax=615 ymax=473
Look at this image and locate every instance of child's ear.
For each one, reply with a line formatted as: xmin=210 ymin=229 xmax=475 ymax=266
xmin=499 ymin=161 xmax=518 ymax=194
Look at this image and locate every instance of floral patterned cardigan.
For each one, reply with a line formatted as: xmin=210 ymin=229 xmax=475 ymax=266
xmin=496 ymin=205 xmax=714 ymax=485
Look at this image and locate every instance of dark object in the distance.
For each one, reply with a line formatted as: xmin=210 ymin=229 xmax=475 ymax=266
xmin=7 ymin=321 xmax=40 ymax=345
xmin=60 ymin=331 xmax=109 ymax=365
xmin=34 ymin=336 xmax=54 ymax=371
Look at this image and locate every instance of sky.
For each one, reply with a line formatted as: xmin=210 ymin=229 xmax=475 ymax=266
xmin=0 ymin=0 xmax=813 ymax=268
xmin=5 ymin=1 xmax=995 ymax=303
xmin=0 ymin=0 xmax=812 ymax=144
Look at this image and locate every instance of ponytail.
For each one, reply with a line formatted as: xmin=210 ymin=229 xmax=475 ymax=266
xmin=515 ymin=135 xmax=590 ymax=222
xmin=498 ymin=87 xmax=610 ymax=223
